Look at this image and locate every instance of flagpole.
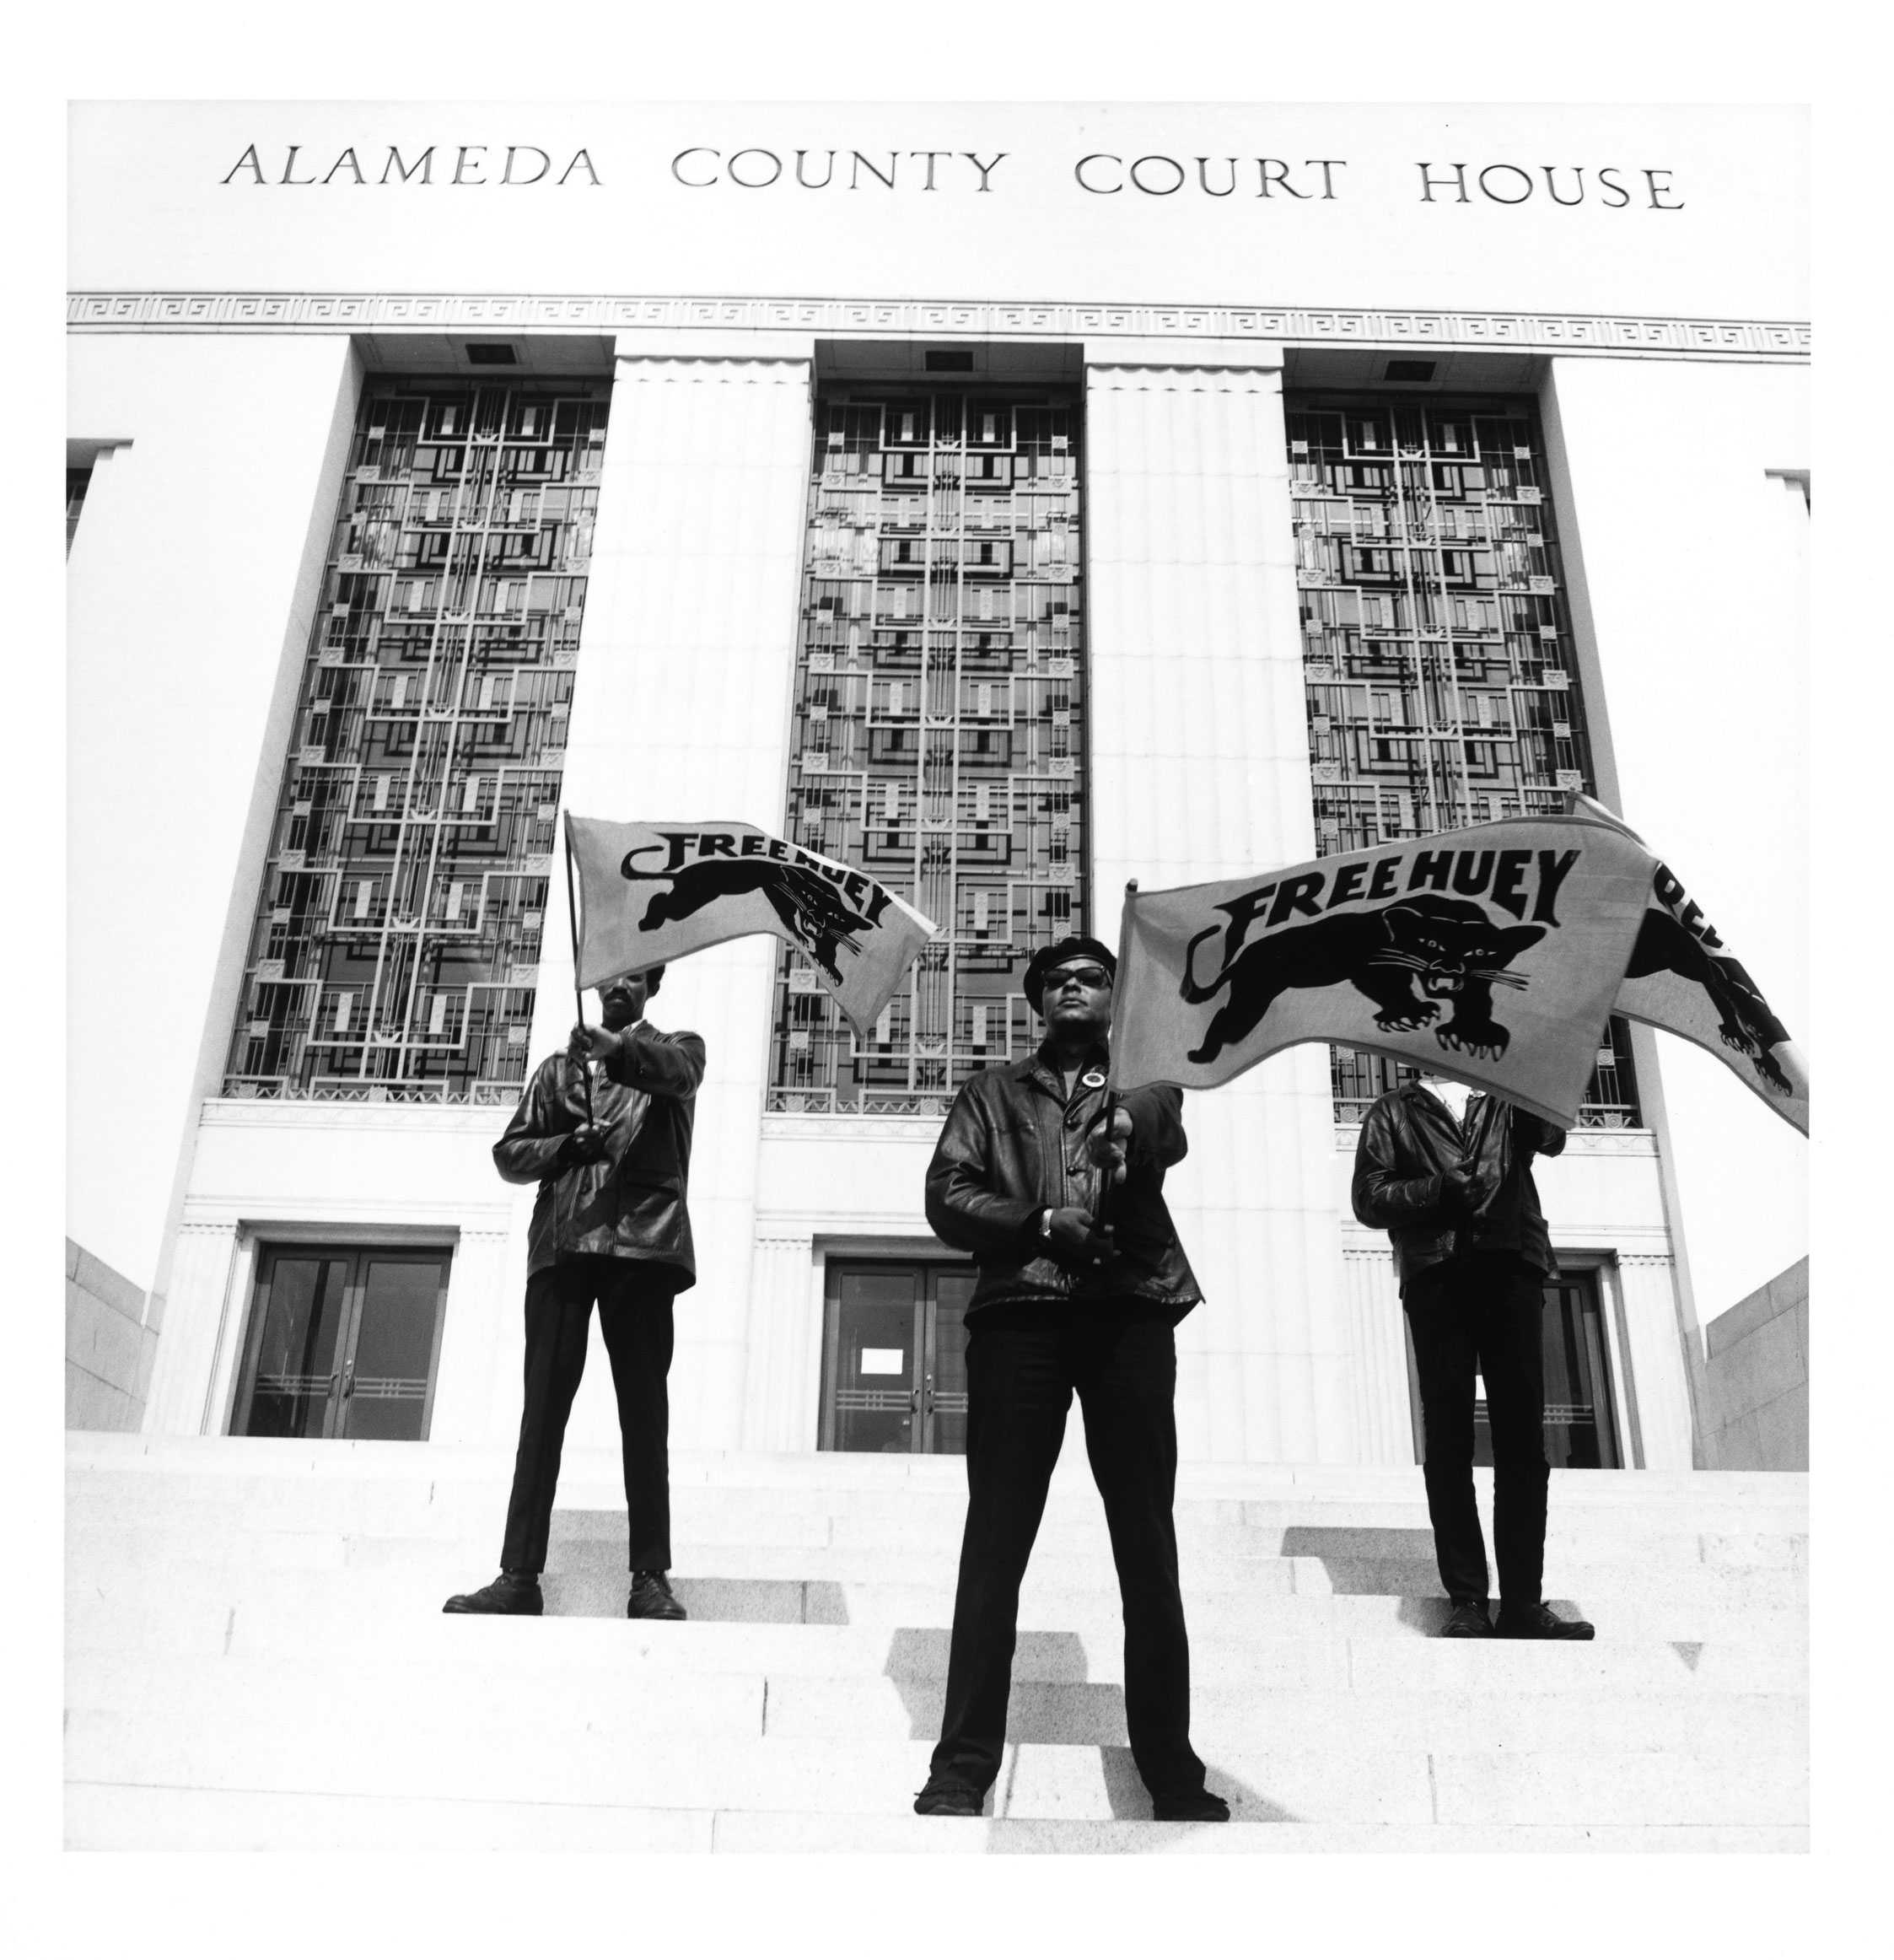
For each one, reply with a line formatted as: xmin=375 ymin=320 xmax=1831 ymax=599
xmin=562 ymin=817 xmax=595 ymax=1128
xmin=1094 ymin=879 xmax=1138 ymax=1233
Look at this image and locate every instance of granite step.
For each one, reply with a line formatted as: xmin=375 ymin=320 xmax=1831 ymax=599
xmin=65 ymin=1558 xmax=1805 ymax=1646
xmin=62 ymin=1709 xmax=1807 ymax=1828
xmin=64 ymin=1436 xmax=1808 ymax=1852
xmin=60 ymin=1782 xmax=1809 ymax=1855
xmin=63 ymin=1649 xmax=1806 ymax=1757
xmin=58 ymin=1521 xmax=1811 ymax=1615
xmin=63 ymin=1589 xmax=1809 ymax=1695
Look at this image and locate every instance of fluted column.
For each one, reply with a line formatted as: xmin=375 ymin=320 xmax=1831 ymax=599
xmin=424 ymin=1224 xmax=514 ymax=1445
xmin=1617 ymin=1252 xmax=1693 ymax=1469
xmin=1340 ymin=1230 xmax=1415 ymax=1465
xmin=1084 ymin=353 xmax=1353 ymax=1462
xmin=740 ymin=1235 xmax=822 ymax=1451
xmin=142 ymin=1220 xmax=239 ymax=1435
xmin=533 ymin=347 xmax=814 ymax=1452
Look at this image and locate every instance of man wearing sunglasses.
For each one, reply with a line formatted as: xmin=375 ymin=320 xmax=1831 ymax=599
xmin=912 ymin=934 xmax=1226 ymax=1824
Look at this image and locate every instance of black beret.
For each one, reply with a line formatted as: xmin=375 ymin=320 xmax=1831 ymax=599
xmin=1023 ymin=934 xmax=1117 ymax=1014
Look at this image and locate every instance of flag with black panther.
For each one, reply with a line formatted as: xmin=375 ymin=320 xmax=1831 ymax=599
xmin=565 ymin=815 xmax=937 ymax=1038
xmin=1567 ymin=796 xmax=1808 ymax=1135
xmin=1106 ymin=811 xmax=1656 ymax=1128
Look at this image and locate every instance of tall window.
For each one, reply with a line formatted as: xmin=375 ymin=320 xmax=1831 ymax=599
xmin=767 ymin=390 xmax=1086 ymax=1117
xmin=1286 ymin=395 xmax=1638 ymax=1125
xmin=224 ymin=379 xmax=611 ymax=1102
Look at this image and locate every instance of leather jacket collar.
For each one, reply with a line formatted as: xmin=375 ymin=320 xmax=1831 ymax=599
xmin=1025 ymin=1037 xmax=1111 ymax=1105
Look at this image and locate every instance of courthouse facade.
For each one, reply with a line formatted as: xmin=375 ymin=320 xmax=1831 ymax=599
xmin=66 ymin=103 xmax=1810 ymax=1471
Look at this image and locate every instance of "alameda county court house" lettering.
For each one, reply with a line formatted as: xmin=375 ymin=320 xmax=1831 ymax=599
xmin=221 ymin=144 xmax=601 ymax=186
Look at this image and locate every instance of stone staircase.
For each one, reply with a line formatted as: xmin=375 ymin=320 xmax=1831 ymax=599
xmin=64 ymin=1434 xmax=1808 ymax=1851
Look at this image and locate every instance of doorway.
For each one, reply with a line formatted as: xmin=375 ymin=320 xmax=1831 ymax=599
xmin=1403 ymin=1264 xmax=1623 ymax=1469
xmin=231 ymin=1243 xmax=451 ymax=1441
xmin=820 ymin=1258 xmax=974 ymax=1454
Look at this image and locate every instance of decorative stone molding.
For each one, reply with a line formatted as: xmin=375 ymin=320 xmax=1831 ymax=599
xmin=761 ymin=1115 xmax=945 ymax=1144
xmin=67 ymin=292 xmax=1810 ymax=361
xmin=1335 ymin=1122 xmax=1656 ymax=1155
xmin=1087 ymin=363 xmax=1278 ymax=391
xmin=200 ymin=1096 xmax=502 ymax=1136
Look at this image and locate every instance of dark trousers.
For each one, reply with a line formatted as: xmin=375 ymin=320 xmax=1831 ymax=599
xmin=1404 ymin=1253 xmax=1550 ymax=1609
xmin=499 ymin=1255 xmax=677 ymax=1576
xmin=928 ymin=1304 xmax=1207 ymax=1800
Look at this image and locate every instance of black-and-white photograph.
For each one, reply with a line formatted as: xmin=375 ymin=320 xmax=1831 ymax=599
xmin=53 ymin=48 xmax=1822 ymax=1914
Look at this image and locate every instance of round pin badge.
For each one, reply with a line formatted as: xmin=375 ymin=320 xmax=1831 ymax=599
xmin=1080 ymin=1069 xmax=1106 ymax=1090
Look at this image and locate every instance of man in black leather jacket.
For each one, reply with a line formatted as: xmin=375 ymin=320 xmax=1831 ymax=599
xmin=912 ymin=935 xmax=1228 ymax=1823
xmin=444 ymin=965 xmax=706 ymax=1623
xmin=1353 ymin=1073 xmax=1594 ymax=1640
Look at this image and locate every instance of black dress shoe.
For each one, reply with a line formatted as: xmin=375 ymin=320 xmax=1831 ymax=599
xmin=627 ymin=1570 xmax=687 ymax=1621
xmin=443 ymin=1571 xmax=543 ymax=1616
xmin=913 ymin=1775 xmax=984 ymax=1817
xmin=1439 ymin=1599 xmax=1495 ymax=1638
xmin=1152 ymin=1789 xmax=1231 ymax=1823
xmin=1496 ymin=1601 xmax=1595 ymax=1640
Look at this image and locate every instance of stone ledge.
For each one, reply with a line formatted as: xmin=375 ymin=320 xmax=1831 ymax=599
xmin=1706 ymin=1257 xmax=1808 ymax=1359
xmin=71 ymin=1243 xmax=146 ymax=1323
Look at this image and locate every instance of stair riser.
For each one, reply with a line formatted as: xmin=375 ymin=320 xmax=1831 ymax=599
xmin=62 ymin=1531 xmax=1810 ymax=1611
xmin=64 ymin=1483 xmax=1816 ymax=1549
xmin=64 ymin=1444 xmax=1810 ymax=1505
xmin=62 ymin=1713 xmax=1807 ymax=1826
xmin=65 ymin=1570 xmax=1807 ymax=1648
xmin=63 ymin=1652 xmax=1806 ymax=1757
xmin=62 ymin=1595 xmax=1808 ymax=1695
xmin=60 ymin=1782 xmax=1810 ymax=1855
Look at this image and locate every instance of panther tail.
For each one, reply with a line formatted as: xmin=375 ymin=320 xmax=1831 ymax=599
xmin=1181 ymin=924 xmax=1235 ymax=1004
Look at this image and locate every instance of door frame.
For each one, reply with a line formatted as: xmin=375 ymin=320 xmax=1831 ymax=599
xmin=816 ymin=1249 xmax=976 ymax=1455
xmin=229 ymin=1238 xmax=454 ymax=1441
xmin=1401 ymin=1252 xmax=1637 ymax=1469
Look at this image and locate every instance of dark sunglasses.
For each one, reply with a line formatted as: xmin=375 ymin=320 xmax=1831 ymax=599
xmin=1045 ymin=964 xmax=1112 ymax=991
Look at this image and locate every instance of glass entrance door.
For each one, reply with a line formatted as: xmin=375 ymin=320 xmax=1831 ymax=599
xmin=1530 ymin=1269 xmax=1622 ymax=1468
xmin=233 ymin=1244 xmax=451 ymax=1441
xmin=821 ymin=1259 xmax=973 ymax=1454
xmin=1403 ymin=1264 xmax=1623 ymax=1468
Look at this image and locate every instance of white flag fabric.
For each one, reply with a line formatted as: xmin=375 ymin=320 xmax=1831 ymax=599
xmin=1108 ymin=812 xmax=1656 ymax=1128
xmin=566 ymin=815 xmax=937 ymax=1038
xmin=1568 ymin=796 xmax=1809 ymax=1136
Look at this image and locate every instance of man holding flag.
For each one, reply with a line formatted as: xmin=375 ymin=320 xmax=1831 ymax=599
xmin=445 ymin=809 xmax=934 ymax=1623
xmin=444 ymin=964 xmax=705 ymax=1623
xmin=1352 ymin=1069 xmax=1594 ymax=1641
xmin=912 ymin=935 xmax=1228 ymax=1824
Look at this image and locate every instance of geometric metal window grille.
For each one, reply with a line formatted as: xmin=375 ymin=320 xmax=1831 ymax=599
xmin=1285 ymin=393 xmax=1638 ymax=1127
xmin=767 ymin=390 xmax=1085 ymax=1117
xmin=223 ymin=379 xmax=611 ymax=1104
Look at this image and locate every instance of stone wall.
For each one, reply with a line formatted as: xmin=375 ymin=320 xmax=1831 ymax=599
xmin=67 ymin=1239 xmax=160 ymax=1433
xmin=1698 ymin=1257 xmax=1808 ymax=1471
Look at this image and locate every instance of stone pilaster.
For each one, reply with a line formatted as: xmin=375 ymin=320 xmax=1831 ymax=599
xmin=536 ymin=348 xmax=815 ymax=1450
xmin=141 ymin=1220 xmax=239 ymax=1435
xmin=1617 ymin=1251 xmax=1693 ymax=1469
xmin=1340 ymin=1236 xmax=1414 ymax=1465
xmin=740 ymin=1236 xmax=822 ymax=1451
xmin=1084 ymin=353 xmax=1353 ymax=1462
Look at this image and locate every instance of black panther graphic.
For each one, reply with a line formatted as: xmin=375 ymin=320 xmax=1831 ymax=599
xmin=1181 ymin=893 xmax=1545 ymax=1067
xmin=1626 ymin=909 xmax=1794 ymax=1095
xmin=622 ymin=857 xmax=872 ymax=986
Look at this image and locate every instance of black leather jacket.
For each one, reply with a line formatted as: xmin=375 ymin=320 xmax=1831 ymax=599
xmin=494 ymin=1023 xmax=706 ymax=1289
xmin=924 ymin=1041 xmax=1203 ymax=1322
xmin=1351 ymin=1082 xmax=1566 ymax=1296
